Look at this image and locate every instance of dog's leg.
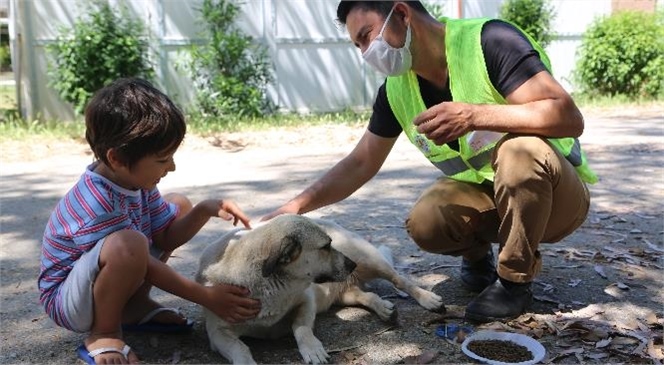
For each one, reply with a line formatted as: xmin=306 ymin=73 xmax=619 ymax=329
xmin=386 ymin=272 xmax=445 ymax=312
xmin=339 ymin=285 xmax=397 ymax=322
xmin=206 ymin=320 xmax=256 ymax=365
xmin=369 ymin=247 xmax=446 ymax=313
xmin=292 ymin=288 xmax=330 ymax=364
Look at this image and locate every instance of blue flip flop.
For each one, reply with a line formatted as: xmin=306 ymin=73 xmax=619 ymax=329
xmin=122 ymin=307 xmax=194 ymax=333
xmin=76 ymin=343 xmax=131 ymax=365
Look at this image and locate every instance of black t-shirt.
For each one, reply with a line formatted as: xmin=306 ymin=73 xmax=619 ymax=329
xmin=368 ymin=20 xmax=548 ymax=143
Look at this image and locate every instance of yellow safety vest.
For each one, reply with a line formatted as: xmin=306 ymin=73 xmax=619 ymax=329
xmin=386 ymin=17 xmax=598 ymax=184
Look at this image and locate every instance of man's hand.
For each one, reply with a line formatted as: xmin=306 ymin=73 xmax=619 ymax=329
xmin=204 ymin=284 xmax=261 ymax=324
xmin=413 ymin=102 xmax=475 ymax=145
xmin=260 ymin=201 xmax=300 ymax=222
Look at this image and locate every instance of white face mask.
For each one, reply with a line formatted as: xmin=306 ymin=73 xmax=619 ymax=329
xmin=362 ymin=7 xmax=412 ymax=76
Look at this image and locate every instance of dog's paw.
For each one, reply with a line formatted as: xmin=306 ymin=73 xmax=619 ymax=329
xmin=415 ymin=289 xmax=446 ymax=313
xmin=298 ymin=336 xmax=329 ymax=364
xmin=374 ymin=298 xmax=397 ymax=322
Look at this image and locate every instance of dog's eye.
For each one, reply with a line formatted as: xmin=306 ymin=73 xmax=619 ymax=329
xmin=322 ymin=243 xmax=332 ymax=251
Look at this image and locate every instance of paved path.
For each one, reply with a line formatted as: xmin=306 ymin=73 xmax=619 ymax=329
xmin=1 ymin=105 xmax=662 ymax=364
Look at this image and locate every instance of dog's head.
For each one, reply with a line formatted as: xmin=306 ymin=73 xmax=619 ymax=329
xmin=255 ymin=215 xmax=356 ymax=283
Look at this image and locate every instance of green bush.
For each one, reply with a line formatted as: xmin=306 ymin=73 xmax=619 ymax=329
xmin=499 ymin=0 xmax=556 ymax=48
xmin=0 ymin=44 xmax=11 ymax=71
xmin=187 ymin=0 xmax=273 ymax=121
xmin=423 ymin=1 xmax=445 ymax=20
xmin=46 ymin=1 xmax=153 ymax=114
xmin=575 ymin=11 xmax=664 ymax=99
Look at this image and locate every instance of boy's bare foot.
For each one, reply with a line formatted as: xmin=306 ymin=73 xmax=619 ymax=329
xmin=122 ymin=297 xmax=188 ymax=326
xmin=82 ymin=333 xmax=139 ymax=364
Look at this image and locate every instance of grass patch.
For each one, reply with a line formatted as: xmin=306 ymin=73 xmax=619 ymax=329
xmin=573 ymin=93 xmax=664 ymax=110
xmin=0 ymin=84 xmax=16 ymax=110
xmin=0 ymin=109 xmax=371 ymax=142
xmin=2 ymin=94 xmax=661 ymax=143
xmin=186 ymin=109 xmax=370 ymax=135
xmin=0 ymin=116 xmax=87 ymax=142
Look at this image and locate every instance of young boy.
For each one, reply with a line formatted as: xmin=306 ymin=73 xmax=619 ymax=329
xmin=38 ymin=78 xmax=261 ymax=364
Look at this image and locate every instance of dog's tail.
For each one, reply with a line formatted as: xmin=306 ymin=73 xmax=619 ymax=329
xmin=377 ymin=245 xmax=395 ymax=268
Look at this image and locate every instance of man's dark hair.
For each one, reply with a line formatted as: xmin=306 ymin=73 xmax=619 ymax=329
xmin=85 ymin=77 xmax=186 ymax=169
xmin=336 ymin=1 xmax=429 ymax=25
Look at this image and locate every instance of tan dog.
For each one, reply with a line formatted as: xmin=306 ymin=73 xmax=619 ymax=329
xmin=196 ymin=214 xmax=445 ymax=364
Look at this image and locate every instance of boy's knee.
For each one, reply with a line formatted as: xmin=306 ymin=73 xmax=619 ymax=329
xmin=101 ymin=230 xmax=150 ymax=265
xmin=163 ymin=192 xmax=193 ymax=216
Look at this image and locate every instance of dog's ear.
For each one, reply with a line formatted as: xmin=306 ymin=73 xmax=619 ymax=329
xmin=261 ymin=235 xmax=302 ymax=277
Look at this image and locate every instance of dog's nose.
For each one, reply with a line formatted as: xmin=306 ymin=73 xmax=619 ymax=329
xmin=344 ymin=256 xmax=357 ymax=272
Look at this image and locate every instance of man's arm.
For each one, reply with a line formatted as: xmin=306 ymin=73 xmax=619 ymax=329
xmin=470 ymin=70 xmax=583 ymax=135
xmin=413 ymin=73 xmax=584 ymax=145
xmin=414 ymin=19 xmax=584 ymax=145
xmin=262 ymin=129 xmax=397 ymax=219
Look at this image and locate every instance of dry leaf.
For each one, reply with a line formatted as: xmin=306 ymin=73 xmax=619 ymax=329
xmin=531 ymin=328 xmax=544 ymax=339
xmin=594 ymin=265 xmax=608 ymax=279
xmin=342 ymin=351 xmax=356 ymax=361
xmin=403 ymin=350 xmax=438 ymax=364
xmin=604 ymin=284 xmax=627 ymax=299
xmin=583 ymin=327 xmax=610 ymax=342
xmin=585 ymin=352 xmax=609 ymax=360
xmin=643 ymin=239 xmax=664 ymax=253
xmin=559 ymin=347 xmax=585 ymax=355
xmin=596 ymin=338 xmax=612 ymax=348
xmin=611 ymin=336 xmax=640 ymax=346
xmin=170 ymin=350 xmax=181 ymax=364
xmin=568 ymin=279 xmax=582 ymax=287
xmin=534 ymin=294 xmax=561 ymax=304
xmin=456 ymin=329 xmax=468 ymax=343
xmin=647 ymin=339 xmax=664 ymax=360
xmin=645 ymin=312 xmax=659 ymax=326
xmin=637 ymin=321 xmax=650 ymax=332
xmin=616 ymin=282 xmax=630 ymax=290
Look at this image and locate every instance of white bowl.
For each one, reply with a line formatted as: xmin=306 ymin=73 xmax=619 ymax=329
xmin=461 ymin=330 xmax=546 ymax=365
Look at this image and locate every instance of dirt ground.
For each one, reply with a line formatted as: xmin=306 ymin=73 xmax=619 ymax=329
xmin=1 ymin=104 xmax=662 ymax=364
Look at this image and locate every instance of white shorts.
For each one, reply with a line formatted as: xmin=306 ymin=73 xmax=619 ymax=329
xmin=58 ymin=239 xmax=164 ymax=332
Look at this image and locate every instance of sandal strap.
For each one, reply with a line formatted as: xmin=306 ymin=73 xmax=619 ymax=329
xmin=88 ymin=344 xmax=131 ymax=359
xmin=137 ymin=307 xmax=182 ymax=325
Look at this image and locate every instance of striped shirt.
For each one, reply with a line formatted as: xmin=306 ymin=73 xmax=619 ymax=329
xmin=38 ymin=163 xmax=178 ymax=329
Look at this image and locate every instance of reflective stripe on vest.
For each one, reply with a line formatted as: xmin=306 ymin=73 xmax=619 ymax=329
xmin=567 ymin=138 xmax=582 ymax=166
xmin=434 ymin=138 xmax=583 ymax=176
xmin=433 ymin=147 xmax=494 ymax=176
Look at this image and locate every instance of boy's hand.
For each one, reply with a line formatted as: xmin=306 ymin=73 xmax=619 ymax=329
xmin=217 ymin=200 xmax=251 ymax=228
xmin=200 ymin=199 xmax=251 ymax=228
xmin=204 ymin=284 xmax=261 ymax=324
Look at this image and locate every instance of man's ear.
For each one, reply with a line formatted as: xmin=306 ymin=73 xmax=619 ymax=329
xmin=394 ymin=2 xmax=411 ymax=23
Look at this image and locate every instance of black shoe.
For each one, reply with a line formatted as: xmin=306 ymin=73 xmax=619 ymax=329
xmin=464 ymin=278 xmax=533 ymax=323
xmin=461 ymin=249 xmax=497 ymax=292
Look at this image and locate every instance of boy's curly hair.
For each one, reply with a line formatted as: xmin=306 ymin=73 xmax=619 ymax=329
xmin=84 ymin=78 xmax=186 ymax=169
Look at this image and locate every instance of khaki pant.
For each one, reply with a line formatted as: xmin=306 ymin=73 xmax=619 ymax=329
xmin=406 ymin=135 xmax=590 ymax=283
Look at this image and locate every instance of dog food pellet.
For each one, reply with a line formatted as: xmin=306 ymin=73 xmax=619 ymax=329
xmin=467 ymin=339 xmax=533 ymax=363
